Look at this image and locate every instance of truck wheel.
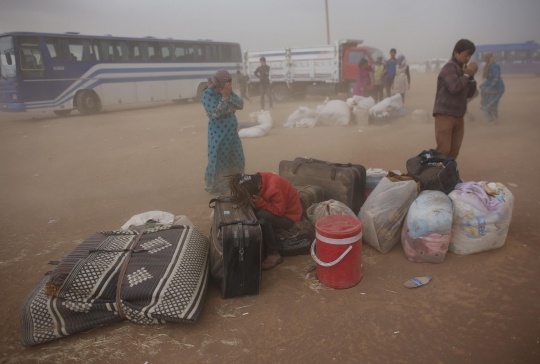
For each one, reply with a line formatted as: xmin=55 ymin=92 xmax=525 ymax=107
xmin=75 ymin=90 xmax=101 ymax=115
xmin=53 ymin=110 xmax=72 ymax=117
xmin=272 ymin=84 xmax=290 ymax=103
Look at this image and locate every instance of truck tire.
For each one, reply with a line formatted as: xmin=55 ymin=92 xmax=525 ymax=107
xmin=272 ymin=84 xmax=290 ymax=103
xmin=75 ymin=90 xmax=101 ymax=115
xmin=53 ymin=110 xmax=72 ymax=117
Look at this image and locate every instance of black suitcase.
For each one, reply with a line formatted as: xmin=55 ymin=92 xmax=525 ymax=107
xmin=209 ymin=198 xmax=262 ymax=299
xmin=280 ymin=158 xmax=367 ymax=214
xmin=406 ymin=149 xmax=460 ymax=194
xmin=294 ymin=185 xmax=325 ymax=214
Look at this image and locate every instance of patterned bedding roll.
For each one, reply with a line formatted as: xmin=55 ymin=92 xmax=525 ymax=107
xmin=20 ymin=225 xmax=209 ymax=346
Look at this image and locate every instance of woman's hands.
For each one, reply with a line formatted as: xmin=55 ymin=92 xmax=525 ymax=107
xmin=220 ymin=82 xmax=232 ymax=98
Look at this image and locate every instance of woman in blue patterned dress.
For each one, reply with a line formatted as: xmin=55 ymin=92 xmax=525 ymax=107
xmin=202 ymin=70 xmax=245 ymax=194
xmin=480 ymin=52 xmax=505 ymax=125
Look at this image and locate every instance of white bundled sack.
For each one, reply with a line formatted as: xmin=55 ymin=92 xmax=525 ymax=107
xmin=318 ymin=100 xmax=351 ymax=126
xmin=238 ymin=122 xmax=272 ymax=138
xmin=249 ymin=110 xmax=273 ymax=126
xmin=346 ymin=96 xmax=375 ymax=110
xmin=307 ymin=199 xmax=357 ymax=226
xmin=401 ymin=191 xmax=453 ymax=263
xmin=284 ymin=106 xmax=318 ymax=128
xmin=296 ymin=118 xmax=318 ymax=128
xmin=359 ymin=177 xmax=418 ymax=253
xmin=411 ymin=109 xmax=430 ymax=123
xmin=448 ymin=182 xmax=514 ymax=255
xmin=369 ymin=94 xmax=403 ymax=117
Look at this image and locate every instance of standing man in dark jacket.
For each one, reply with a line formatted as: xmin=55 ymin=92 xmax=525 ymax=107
xmin=432 ymin=39 xmax=478 ymax=160
xmin=254 ymin=57 xmax=273 ymax=109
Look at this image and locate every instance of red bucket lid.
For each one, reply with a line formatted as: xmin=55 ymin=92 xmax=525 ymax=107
xmin=316 ymin=215 xmax=362 ymax=239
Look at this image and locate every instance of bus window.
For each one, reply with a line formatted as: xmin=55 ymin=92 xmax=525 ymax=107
xmin=17 ymin=36 xmax=40 ymax=47
xmin=0 ymin=36 xmax=16 ymax=78
xmin=533 ymin=49 xmax=540 ymax=60
xmin=506 ymin=50 xmax=530 ymax=61
xmin=20 ymin=48 xmax=45 ymax=78
xmin=129 ymin=42 xmax=143 ymax=61
xmin=44 ymin=37 xmax=71 ymax=61
xmin=160 ymin=43 xmax=174 ymax=61
xmin=205 ymin=44 xmax=218 ymax=62
xmin=94 ymin=40 xmax=129 ymax=62
xmin=66 ymin=39 xmax=95 ymax=61
xmin=174 ymin=44 xmax=186 ymax=61
xmin=146 ymin=42 xmax=162 ymax=61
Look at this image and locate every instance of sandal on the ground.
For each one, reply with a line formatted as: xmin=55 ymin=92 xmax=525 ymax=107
xmin=262 ymin=257 xmax=284 ymax=270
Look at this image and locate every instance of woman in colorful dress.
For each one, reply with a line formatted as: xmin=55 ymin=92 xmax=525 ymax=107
xmin=353 ymin=58 xmax=372 ymax=97
xmin=392 ymin=54 xmax=411 ymax=103
xmin=480 ymin=52 xmax=505 ymax=125
xmin=202 ymin=70 xmax=245 ymax=195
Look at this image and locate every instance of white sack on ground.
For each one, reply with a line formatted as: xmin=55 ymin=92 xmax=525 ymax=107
xmin=369 ymin=94 xmax=403 ymax=117
xmin=249 ymin=110 xmax=273 ymax=126
xmin=238 ymin=122 xmax=272 ymax=138
xmin=284 ymin=106 xmax=318 ymax=128
xmin=448 ymin=182 xmax=514 ymax=255
xmin=346 ymin=96 xmax=375 ymax=110
xmin=318 ymin=100 xmax=351 ymax=126
xmin=359 ymin=177 xmax=418 ymax=253
xmin=296 ymin=118 xmax=318 ymax=128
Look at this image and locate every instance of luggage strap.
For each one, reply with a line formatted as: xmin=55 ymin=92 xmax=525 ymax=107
xmin=115 ymin=231 xmax=145 ymax=319
xmin=292 ymin=158 xmax=353 ymax=180
xmin=218 ymin=220 xmax=259 ymax=228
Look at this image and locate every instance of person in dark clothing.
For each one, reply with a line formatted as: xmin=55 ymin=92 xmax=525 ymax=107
xmin=254 ymin=57 xmax=273 ymax=109
xmin=236 ymin=70 xmax=250 ymax=102
xmin=385 ymin=48 xmax=398 ymax=98
xmin=432 ymin=39 xmax=478 ymax=160
xmin=229 ymin=172 xmax=302 ymax=270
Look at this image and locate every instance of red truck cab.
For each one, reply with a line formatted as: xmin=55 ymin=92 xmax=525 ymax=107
xmin=342 ymin=43 xmax=384 ymax=82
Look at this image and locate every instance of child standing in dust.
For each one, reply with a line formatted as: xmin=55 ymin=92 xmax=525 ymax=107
xmin=202 ymin=70 xmax=245 ymax=195
xmin=432 ymin=39 xmax=478 ymax=160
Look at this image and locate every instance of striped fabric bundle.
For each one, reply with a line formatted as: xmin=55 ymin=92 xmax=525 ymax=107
xmin=21 ymin=225 xmax=209 ymax=346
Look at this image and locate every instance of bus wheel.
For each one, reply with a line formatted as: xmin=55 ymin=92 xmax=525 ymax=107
xmin=194 ymin=84 xmax=207 ymax=102
xmin=76 ymin=90 xmax=101 ymax=115
xmin=272 ymin=84 xmax=290 ymax=103
xmin=53 ymin=110 xmax=72 ymax=117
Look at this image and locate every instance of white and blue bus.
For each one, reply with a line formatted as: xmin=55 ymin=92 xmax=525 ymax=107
xmin=0 ymin=32 xmax=242 ymax=116
xmin=472 ymin=41 xmax=540 ymax=76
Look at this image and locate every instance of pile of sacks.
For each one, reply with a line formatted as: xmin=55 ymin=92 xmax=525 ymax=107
xmin=284 ymin=97 xmax=357 ymax=128
xmin=368 ymin=94 xmax=406 ymax=120
xmin=358 ymin=170 xmax=515 ymax=263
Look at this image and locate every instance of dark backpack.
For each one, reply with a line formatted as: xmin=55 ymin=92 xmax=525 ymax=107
xmin=406 ymin=149 xmax=460 ymax=194
xmin=274 ymin=218 xmax=314 ymax=256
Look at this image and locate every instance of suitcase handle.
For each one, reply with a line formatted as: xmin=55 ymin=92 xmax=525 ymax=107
xmin=218 ymin=220 xmax=259 ymax=227
xmin=209 ymin=197 xmax=233 ymax=208
xmin=292 ymin=159 xmax=339 ymax=180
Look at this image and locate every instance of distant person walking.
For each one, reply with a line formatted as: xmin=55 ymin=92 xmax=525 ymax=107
xmin=385 ymin=48 xmax=398 ymax=98
xmin=432 ymin=39 xmax=478 ymax=160
xmin=392 ymin=54 xmax=410 ymax=103
xmin=236 ymin=70 xmax=251 ymax=103
xmin=353 ymin=58 xmax=372 ymax=97
xmin=480 ymin=52 xmax=505 ymax=125
xmin=254 ymin=57 xmax=273 ymax=109
xmin=372 ymin=56 xmax=385 ymax=103
xmin=201 ymin=70 xmax=245 ymax=195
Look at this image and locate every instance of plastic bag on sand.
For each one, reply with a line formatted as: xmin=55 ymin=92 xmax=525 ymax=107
xmin=401 ymin=191 xmax=453 ymax=263
xmin=318 ymin=100 xmax=351 ymax=126
xmin=249 ymin=110 xmax=273 ymax=125
xmin=346 ymin=96 xmax=375 ymax=110
xmin=122 ymin=211 xmax=174 ymax=230
xmin=448 ymin=182 xmax=514 ymax=255
xmin=366 ymin=168 xmax=388 ymax=197
xmin=352 ymin=107 xmax=369 ymax=126
xmin=284 ymin=106 xmax=318 ymax=128
xmin=411 ymin=109 xmax=430 ymax=123
xmin=307 ymin=200 xmax=357 ymax=225
xmin=296 ymin=118 xmax=318 ymax=128
xmin=238 ymin=122 xmax=272 ymax=138
xmin=369 ymin=94 xmax=403 ymax=117
xmin=359 ymin=177 xmax=418 ymax=253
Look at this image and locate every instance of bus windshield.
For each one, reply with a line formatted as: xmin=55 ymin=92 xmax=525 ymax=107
xmin=0 ymin=36 xmax=17 ymax=78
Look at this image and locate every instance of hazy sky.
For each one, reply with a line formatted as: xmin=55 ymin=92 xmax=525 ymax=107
xmin=1 ymin=0 xmax=539 ymax=62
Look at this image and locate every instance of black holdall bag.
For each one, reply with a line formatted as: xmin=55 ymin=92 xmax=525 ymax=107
xmin=406 ymin=149 xmax=460 ymax=194
xmin=274 ymin=218 xmax=315 ymax=256
xmin=279 ymin=158 xmax=366 ymax=214
xmin=209 ymin=198 xmax=262 ymax=299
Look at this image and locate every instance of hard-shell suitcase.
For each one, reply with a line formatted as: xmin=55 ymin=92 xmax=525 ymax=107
xmin=209 ymin=198 xmax=262 ymax=299
xmin=294 ymin=185 xmax=325 ymax=214
xmin=280 ymin=158 xmax=367 ymax=214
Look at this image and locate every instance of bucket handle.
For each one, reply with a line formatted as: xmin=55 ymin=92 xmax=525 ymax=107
xmin=311 ymin=239 xmax=353 ymax=268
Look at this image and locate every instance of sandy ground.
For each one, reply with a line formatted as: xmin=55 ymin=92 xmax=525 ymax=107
xmin=0 ymin=73 xmax=539 ymax=364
